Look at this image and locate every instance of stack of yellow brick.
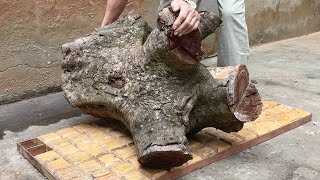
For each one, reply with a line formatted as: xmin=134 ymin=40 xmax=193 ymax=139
xmin=30 ymin=100 xmax=311 ymax=180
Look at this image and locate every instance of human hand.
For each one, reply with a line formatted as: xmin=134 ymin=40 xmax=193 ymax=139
xmin=101 ymin=19 xmax=112 ymax=27
xmin=171 ymin=0 xmax=200 ymax=37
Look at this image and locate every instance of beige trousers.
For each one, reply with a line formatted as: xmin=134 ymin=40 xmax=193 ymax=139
xmin=159 ymin=0 xmax=249 ymax=66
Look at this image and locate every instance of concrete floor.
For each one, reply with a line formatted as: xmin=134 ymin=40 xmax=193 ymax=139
xmin=0 ymin=32 xmax=319 ymax=180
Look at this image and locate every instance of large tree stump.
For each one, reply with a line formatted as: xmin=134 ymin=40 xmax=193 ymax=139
xmin=61 ymin=8 xmax=262 ymax=169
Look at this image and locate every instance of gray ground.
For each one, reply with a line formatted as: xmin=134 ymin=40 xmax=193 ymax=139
xmin=0 ymin=32 xmax=319 ymax=180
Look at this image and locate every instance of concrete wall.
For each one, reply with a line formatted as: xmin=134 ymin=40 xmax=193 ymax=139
xmin=246 ymin=0 xmax=320 ymax=45
xmin=0 ymin=0 xmax=319 ymax=105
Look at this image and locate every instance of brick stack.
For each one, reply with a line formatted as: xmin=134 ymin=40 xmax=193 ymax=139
xmin=22 ymin=100 xmax=311 ymax=180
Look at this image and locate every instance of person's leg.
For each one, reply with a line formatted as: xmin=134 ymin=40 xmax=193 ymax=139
xmin=217 ymin=0 xmax=249 ymax=67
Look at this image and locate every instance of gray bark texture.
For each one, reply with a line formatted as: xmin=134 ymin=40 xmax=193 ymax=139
xmin=61 ymin=8 xmax=262 ymax=169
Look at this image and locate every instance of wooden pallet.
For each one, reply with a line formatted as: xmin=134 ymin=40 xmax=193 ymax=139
xmin=17 ymin=100 xmax=312 ymax=180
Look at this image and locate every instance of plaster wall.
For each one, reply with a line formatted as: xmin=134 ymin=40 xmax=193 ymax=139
xmin=0 ymin=0 xmax=319 ymax=104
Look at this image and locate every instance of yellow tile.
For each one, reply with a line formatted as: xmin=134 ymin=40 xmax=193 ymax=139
xmin=247 ymin=118 xmax=285 ymax=136
xmin=46 ymin=159 xmax=70 ymax=173
xmin=90 ymin=132 xmax=113 ymax=144
xmin=114 ymin=146 xmax=137 ymax=159
xmin=122 ymin=171 xmax=149 ymax=180
xmin=65 ymin=133 xmax=87 ymax=143
xmin=109 ymin=130 xmax=128 ymax=138
xmin=78 ymin=160 xmax=102 ymax=174
xmin=38 ymin=133 xmax=61 ymax=144
xmin=95 ymin=126 xmax=115 ymax=133
xmin=202 ymin=128 xmax=224 ymax=138
xmin=242 ymin=121 xmax=256 ymax=129
xmin=85 ymin=145 xmax=106 ymax=157
xmin=261 ymin=100 xmax=279 ymax=110
xmin=57 ymin=128 xmax=80 ymax=138
xmin=127 ymin=157 xmax=141 ymax=169
xmin=87 ymin=130 xmax=108 ymax=138
xmin=90 ymin=122 xmax=116 ymax=132
xmin=55 ymin=144 xmax=79 ymax=156
xmin=255 ymin=113 xmax=272 ymax=122
xmin=66 ymin=151 xmax=91 ymax=164
xmin=94 ymin=175 xmax=119 ymax=180
xmin=93 ymin=137 xmax=113 ymax=146
xmin=98 ymin=154 xmax=122 ymax=167
xmin=193 ymin=130 xmax=217 ymax=144
xmin=194 ymin=146 xmax=216 ymax=158
xmin=73 ymin=178 xmax=91 ymax=180
xmin=74 ymin=124 xmax=97 ymax=133
xmin=232 ymin=129 xmax=258 ymax=141
xmin=98 ymin=126 xmax=116 ymax=134
xmin=112 ymin=162 xmax=134 ymax=175
xmin=118 ymin=136 xmax=134 ymax=145
xmin=187 ymin=153 xmax=202 ymax=165
xmin=71 ymin=178 xmax=90 ymax=180
xmin=219 ymin=134 xmax=244 ymax=145
xmin=255 ymin=120 xmax=282 ymax=132
xmin=103 ymin=139 xmax=127 ymax=151
xmin=92 ymin=169 xmax=117 ymax=180
xmin=245 ymin=124 xmax=270 ymax=137
xmin=35 ymin=151 xmax=61 ymax=164
xmin=188 ymin=139 xmax=204 ymax=151
xmin=54 ymin=167 xmax=82 ymax=180
xmin=92 ymin=168 xmax=112 ymax=178
xmin=204 ymin=128 xmax=243 ymax=145
xmin=272 ymin=109 xmax=311 ymax=125
xmin=263 ymin=104 xmax=294 ymax=115
xmin=45 ymin=138 xmax=70 ymax=149
xmin=207 ymin=140 xmax=231 ymax=153
xmin=75 ymin=138 xmax=96 ymax=151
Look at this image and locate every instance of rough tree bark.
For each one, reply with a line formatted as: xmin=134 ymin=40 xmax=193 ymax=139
xmin=61 ymin=8 xmax=262 ymax=169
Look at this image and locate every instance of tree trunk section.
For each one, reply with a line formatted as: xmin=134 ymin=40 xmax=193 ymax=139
xmin=61 ymin=9 xmax=262 ymax=169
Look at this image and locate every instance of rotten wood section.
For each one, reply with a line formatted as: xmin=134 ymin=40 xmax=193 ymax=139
xmin=17 ymin=100 xmax=312 ymax=180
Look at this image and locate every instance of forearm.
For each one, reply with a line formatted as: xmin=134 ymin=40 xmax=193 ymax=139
xmin=101 ymin=0 xmax=128 ymax=27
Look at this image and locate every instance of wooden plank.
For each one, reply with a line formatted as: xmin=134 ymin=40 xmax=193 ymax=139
xmin=19 ymin=138 xmax=42 ymax=149
xmin=17 ymin=101 xmax=312 ymax=180
xmin=17 ymin=141 xmax=57 ymax=180
xmin=158 ymin=113 xmax=311 ymax=180
xmin=27 ymin=144 xmax=48 ymax=156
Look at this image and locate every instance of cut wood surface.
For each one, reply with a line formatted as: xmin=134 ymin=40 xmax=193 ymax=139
xmin=17 ymin=100 xmax=312 ymax=180
xmin=61 ymin=9 xmax=262 ymax=168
